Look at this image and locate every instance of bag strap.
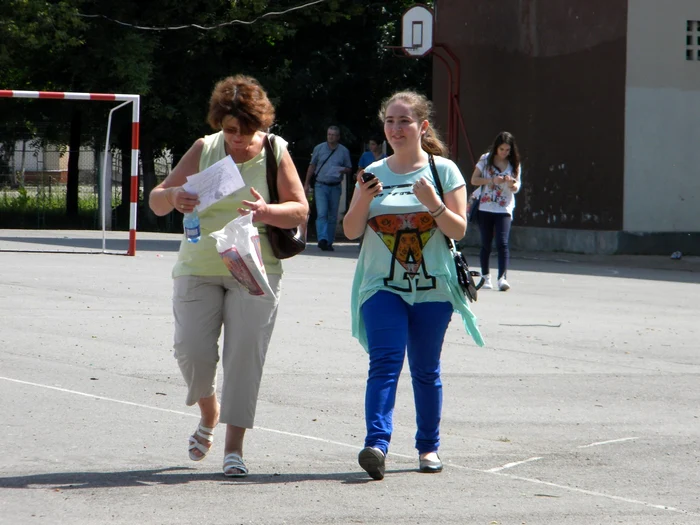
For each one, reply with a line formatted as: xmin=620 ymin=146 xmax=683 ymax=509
xmin=428 ymin=154 xmax=457 ymax=253
xmin=263 ymin=134 xmax=279 ymax=204
xmin=314 ymin=145 xmax=338 ymax=178
xmin=430 ymin=154 xmax=484 ymax=290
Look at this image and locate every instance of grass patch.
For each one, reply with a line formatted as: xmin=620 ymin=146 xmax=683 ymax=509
xmin=0 ymin=186 xmax=113 ymax=229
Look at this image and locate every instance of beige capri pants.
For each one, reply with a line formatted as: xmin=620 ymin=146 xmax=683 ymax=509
xmin=172 ymin=274 xmax=282 ymax=429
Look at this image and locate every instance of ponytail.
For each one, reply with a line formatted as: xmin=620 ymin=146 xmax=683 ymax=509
xmin=421 ymin=125 xmax=448 ymax=157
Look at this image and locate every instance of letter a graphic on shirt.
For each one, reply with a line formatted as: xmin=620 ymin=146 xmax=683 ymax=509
xmin=368 ymin=212 xmax=438 ymax=292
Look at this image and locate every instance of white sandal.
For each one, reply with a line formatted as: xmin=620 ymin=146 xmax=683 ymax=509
xmin=223 ymin=452 xmax=249 ymax=478
xmin=188 ymin=423 xmax=214 ymax=461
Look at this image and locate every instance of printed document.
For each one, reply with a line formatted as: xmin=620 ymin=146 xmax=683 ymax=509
xmin=183 ymin=156 xmax=245 ymax=212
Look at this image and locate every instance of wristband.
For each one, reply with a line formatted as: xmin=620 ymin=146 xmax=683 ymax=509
xmin=431 ymin=203 xmax=446 ymax=218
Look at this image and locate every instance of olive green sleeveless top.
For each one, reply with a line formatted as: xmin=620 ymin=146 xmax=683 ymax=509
xmin=172 ymin=131 xmax=286 ymax=278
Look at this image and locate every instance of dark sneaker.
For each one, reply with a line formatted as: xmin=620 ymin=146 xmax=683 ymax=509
xmin=318 ymin=239 xmax=329 ymax=251
xmin=327 ymin=244 xmax=335 ymax=251
xmin=358 ymin=447 xmax=385 ymax=480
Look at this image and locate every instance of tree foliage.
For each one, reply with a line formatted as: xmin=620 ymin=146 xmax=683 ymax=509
xmin=0 ymin=0 xmax=432 ymax=229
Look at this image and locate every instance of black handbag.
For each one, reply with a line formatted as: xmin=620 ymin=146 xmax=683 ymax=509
xmin=468 ymin=188 xmax=480 ymax=225
xmin=263 ymin=134 xmax=308 ymax=259
xmin=428 ymin=155 xmax=484 ymax=302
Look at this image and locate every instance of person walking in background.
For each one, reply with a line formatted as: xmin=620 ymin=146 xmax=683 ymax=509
xmin=470 ymin=131 xmax=522 ymax=291
xmin=356 ymin=135 xmax=386 ymax=175
xmin=343 ymin=90 xmax=484 ymax=481
xmin=148 ymin=75 xmax=308 ymax=478
xmin=354 ymin=135 xmax=387 ymax=248
xmin=304 ymin=126 xmax=352 ymax=251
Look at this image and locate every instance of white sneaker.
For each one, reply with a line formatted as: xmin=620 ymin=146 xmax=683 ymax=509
xmin=482 ymin=274 xmax=492 ymax=289
xmin=498 ymin=277 xmax=510 ymax=291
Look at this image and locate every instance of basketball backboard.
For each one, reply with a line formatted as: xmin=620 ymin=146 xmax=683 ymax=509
xmin=401 ymin=4 xmax=434 ymax=58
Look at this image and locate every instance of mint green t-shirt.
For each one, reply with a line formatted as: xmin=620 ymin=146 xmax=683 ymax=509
xmin=351 ymin=156 xmax=485 ymax=351
xmin=172 ymin=131 xmax=286 ymax=278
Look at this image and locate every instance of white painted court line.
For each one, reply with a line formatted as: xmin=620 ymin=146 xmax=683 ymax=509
xmin=258 ymin=427 xmax=414 ymax=460
xmin=0 ymin=376 xmax=409 ymax=458
xmin=578 ymin=437 xmax=639 ymax=448
xmin=494 ymin=472 xmax=699 ymax=517
xmin=486 ymin=456 xmax=543 ymax=472
xmin=1 ymin=376 xmax=203 ymax=418
xmin=484 ymin=437 xmax=639 ymax=473
xmin=3 ymin=375 xmax=698 ymax=518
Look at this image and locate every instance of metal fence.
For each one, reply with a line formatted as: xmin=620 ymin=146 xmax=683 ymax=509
xmin=0 ymin=140 xmax=172 ymax=230
xmin=0 ymin=142 xmax=362 ymax=232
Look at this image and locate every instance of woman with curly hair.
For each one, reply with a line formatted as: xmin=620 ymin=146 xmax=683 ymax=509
xmin=343 ymin=90 xmax=484 ymax=481
xmin=149 ymin=75 xmax=308 ymax=477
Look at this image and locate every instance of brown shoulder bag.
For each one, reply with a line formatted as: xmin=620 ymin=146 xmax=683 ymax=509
xmin=263 ymin=134 xmax=308 ymax=259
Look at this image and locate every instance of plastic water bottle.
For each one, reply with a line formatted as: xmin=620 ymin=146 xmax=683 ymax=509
xmin=183 ymin=209 xmax=201 ymax=243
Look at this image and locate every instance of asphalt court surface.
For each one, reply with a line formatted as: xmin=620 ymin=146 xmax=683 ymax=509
xmin=1 ymin=230 xmax=699 ymax=524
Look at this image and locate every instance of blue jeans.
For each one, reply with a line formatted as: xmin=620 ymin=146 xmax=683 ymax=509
xmin=361 ymin=291 xmax=453 ymax=456
xmin=477 ymin=210 xmax=512 ymax=279
xmin=314 ymin=182 xmax=342 ymax=245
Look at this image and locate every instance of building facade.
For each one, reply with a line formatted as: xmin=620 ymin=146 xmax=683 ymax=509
xmin=432 ymin=0 xmax=700 ymax=254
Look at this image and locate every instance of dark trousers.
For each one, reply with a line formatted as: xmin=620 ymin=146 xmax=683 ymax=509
xmin=477 ymin=210 xmax=512 ymax=279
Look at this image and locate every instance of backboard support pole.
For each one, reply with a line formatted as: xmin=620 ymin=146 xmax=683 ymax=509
xmin=387 ymin=4 xmax=475 ymax=166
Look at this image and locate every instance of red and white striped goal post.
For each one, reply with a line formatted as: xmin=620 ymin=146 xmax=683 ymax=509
xmin=0 ymin=89 xmax=141 ymax=256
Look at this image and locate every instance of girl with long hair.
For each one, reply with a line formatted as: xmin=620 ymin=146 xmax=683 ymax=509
xmin=343 ymin=91 xmax=484 ymax=481
xmin=470 ymin=131 xmax=522 ymax=291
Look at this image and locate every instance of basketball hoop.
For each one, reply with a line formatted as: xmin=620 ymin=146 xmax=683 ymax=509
xmin=401 ymin=4 xmax=434 ymax=58
xmin=384 ymin=4 xmax=474 ymax=165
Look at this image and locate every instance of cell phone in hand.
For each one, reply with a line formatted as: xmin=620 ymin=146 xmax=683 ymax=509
xmin=361 ymin=172 xmax=378 ymax=188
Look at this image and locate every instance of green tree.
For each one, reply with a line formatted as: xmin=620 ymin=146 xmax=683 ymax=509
xmin=1 ymin=0 xmax=433 ymax=231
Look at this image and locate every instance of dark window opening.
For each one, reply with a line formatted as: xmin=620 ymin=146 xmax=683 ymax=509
xmin=686 ymin=21 xmax=699 ymax=61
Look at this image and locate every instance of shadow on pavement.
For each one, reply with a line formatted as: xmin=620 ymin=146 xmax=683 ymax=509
xmin=0 ymin=467 xmax=417 ymax=488
xmin=2 ymin=233 xmax=697 ymax=284
xmin=0 ymin=236 xmax=181 ymax=253
xmin=459 ymin=248 xmax=700 ymax=284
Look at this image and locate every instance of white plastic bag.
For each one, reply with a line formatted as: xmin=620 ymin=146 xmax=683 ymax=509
xmin=210 ymin=214 xmax=274 ymax=298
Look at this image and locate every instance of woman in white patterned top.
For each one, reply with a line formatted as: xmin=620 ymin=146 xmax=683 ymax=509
xmin=470 ymin=131 xmax=522 ymax=291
